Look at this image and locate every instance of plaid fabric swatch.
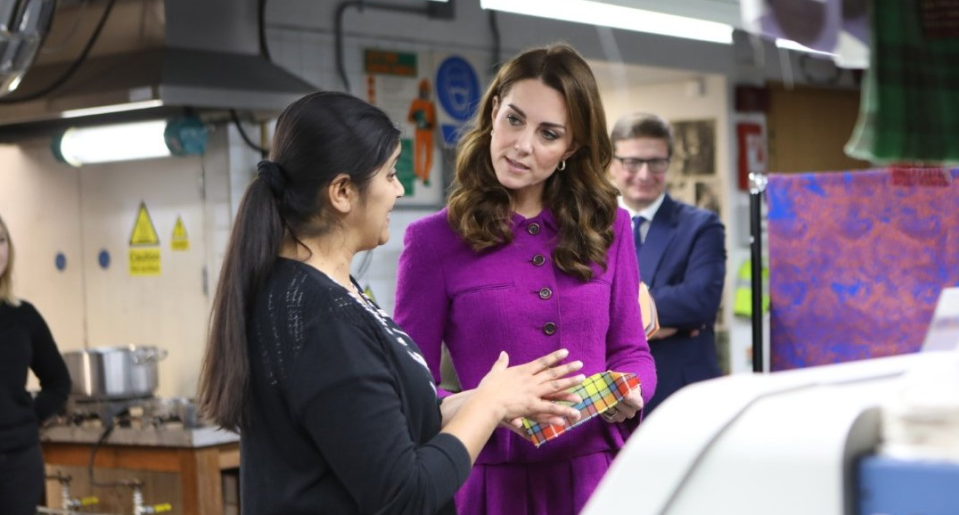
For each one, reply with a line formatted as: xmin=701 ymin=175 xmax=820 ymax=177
xmin=846 ymin=0 xmax=959 ymax=164
xmin=521 ymin=371 xmax=640 ymax=448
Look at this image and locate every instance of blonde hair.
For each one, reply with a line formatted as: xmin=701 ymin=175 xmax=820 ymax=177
xmin=0 ymin=213 xmax=19 ymax=306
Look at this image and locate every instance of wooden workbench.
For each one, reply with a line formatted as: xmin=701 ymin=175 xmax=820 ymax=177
xmin=41 ymin=426 xmax=239 ymax=515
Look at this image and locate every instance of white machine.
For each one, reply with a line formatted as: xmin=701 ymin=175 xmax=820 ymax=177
xmin=582 ymin=349 xmax=959 ymax=515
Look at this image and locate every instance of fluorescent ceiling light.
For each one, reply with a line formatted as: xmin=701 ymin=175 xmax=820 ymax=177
xmin=480 ymin=0 xmax=734 ymax=45
xmin=7 ymin=75 xmax=23 ymax=93
xmin=775 ymin=39 xmax=837 ymax=58
xmin=60 ymin=100 xmax=165 ymax=119
xmin=56 ymin=120 xmax=171 ymax=166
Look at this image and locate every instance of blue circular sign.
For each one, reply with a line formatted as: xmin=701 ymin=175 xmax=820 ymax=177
xmin=435 ymin=56 xmax=480 ymax=122
xmin=55 ymin=252 xmax=67 ymax=271
xmin=98 ymin=249 xmax=111 ymax=269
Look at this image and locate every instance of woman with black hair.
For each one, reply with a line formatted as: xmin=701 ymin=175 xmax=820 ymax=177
xmin=197 ymin=91 xmax=585 ymax=515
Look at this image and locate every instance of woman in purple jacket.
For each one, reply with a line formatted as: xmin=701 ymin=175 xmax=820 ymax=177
xmin=395 ymin=44 xmax=657 ymax=515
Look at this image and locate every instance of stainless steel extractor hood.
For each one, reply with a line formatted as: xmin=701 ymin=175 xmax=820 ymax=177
xmin=0 ymin=0 xmax=314 ymax=138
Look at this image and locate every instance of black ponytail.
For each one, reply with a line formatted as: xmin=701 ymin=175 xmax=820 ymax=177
xmin=197 ymin=91 xmax=400 ymax=430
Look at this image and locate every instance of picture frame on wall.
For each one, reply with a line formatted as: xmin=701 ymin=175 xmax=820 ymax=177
xmin=669 ymin=119 xmax=716 ymax=177
xmin=695 ymin=179 xmax=721 ymax=216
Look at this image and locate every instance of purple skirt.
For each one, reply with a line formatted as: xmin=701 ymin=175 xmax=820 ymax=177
xmin=454 ymin=451 xmax=615 ymax=515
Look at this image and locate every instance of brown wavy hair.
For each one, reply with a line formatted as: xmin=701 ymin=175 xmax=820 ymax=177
xmin=447 ymin=43 xmax=618 ymax=281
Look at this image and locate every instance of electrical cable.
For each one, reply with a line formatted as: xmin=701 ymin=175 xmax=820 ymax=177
xmin=334 ymin=1 xmax=431 ymax=93
xmin=86 ymin=406 xmax=133 ymax=490
xmin=487 ymin=9 xmax=501 ymax=73
xmin=230 ymin=109 xmax=270 ymax=157
xmin=40 ymin=0 xmax=89 ymax=54
xmin=86 ymin=423 xmax=115 ymax=490
xmin=258 ymin=0 xmax=272 ymax=62
xmin=0 ymin=0 xmax=118 ymax=104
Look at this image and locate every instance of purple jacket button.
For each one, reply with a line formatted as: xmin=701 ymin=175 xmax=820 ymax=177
xmin=527 ymin=223 xmax=541 ymax=235
xmin=543 ymin=322 xmax=557 ymax=335
xmin=538 ymin=288 xmax=553 ymax=300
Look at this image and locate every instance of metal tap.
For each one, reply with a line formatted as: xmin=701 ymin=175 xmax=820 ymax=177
xmin=46 ymin=472 xmax=99 ymax=511
xmin=129 ymin=481 xmax=172 ymax=515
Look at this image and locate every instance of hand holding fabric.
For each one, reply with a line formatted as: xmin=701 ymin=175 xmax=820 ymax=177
xmin=601 ymin=387 xmax=644 ymax=424
xmin=474 ymin=349 xmax=585 ymax=426
xmin=521 ymin=372 xmax=642 ymax=447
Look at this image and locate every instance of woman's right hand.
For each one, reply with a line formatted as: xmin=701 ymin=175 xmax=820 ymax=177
xmin=475 ymin=349 xmax=584 ymax=427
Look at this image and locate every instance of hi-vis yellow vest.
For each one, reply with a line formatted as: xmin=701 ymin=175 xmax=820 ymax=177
xmin=734 ymin=259 xmax=770 ymax=317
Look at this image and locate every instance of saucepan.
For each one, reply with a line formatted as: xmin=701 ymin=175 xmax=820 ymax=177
xmin=63 ymin=345 xmax=168 ymax=400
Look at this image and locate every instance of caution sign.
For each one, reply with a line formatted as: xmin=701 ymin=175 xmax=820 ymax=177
xmin=171 ymin=216 xmax=190 ymax=251
xmin=129 ymin=201 xmax=161 ymax=276
xmin=129 ymin=248 xmax=161 ymax=276
xmin=130 ymin=202 xmax=160 ymax=246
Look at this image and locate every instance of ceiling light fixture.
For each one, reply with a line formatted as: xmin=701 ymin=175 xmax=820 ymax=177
xmin=60 ymin=100 xmax=165 ymax=119
xmin=775 ymin=39 xmax=838 ymax=58
xmin=52 ymin=118 xmax=208 ymax=167
xmin=479 ymin=0 xmax=734 ymax=45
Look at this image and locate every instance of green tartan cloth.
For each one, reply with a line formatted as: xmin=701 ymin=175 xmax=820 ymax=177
xmin=846 ymin=0 xmax=959 ymax=164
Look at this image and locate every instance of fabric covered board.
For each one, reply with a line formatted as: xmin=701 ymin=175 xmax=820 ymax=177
xmin=767 ymin=168 xmax=959 ymax=371
xmin=521 ymin=371 xmax=640 ymax=448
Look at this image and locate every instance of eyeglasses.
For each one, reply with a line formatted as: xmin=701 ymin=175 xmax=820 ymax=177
xmin=613 ymin=156 xmax=670 ymax=174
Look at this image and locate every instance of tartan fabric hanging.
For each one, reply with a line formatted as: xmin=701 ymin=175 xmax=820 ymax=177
xmin=846 ymin=0 xmax=959 ymax=164
xmin=521 ymin=371 xmax=641 ymax=448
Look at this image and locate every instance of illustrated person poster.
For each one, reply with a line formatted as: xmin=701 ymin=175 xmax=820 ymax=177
xmin=364 ymin=49 xmax=443 ymax=207
xmin=365 ymin=49 xmax=488 ymax=207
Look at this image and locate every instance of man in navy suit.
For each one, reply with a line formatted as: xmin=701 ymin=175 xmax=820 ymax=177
xmin=609 ymin=113 xmax=727 ymax=414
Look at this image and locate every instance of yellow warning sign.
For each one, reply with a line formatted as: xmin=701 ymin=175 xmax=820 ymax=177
xmin=129 ymin=249 xmax=161 ymax=276
xmin=171 ymin=216 xmax=190 ymax=251
xmin=129 ymin=202 xmax=160 ymax=246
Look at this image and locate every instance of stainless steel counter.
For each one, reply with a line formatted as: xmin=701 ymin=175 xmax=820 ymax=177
xmin=41 ymin=424 xmax=239 ymax=448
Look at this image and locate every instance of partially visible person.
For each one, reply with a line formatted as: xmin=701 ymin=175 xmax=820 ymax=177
xmin=196 ymin=91 xmax=586 ymax=515
xmin=395 ymin=44 xmax=657 ymax=515
xmin=0 ymin=213 xmax=72 ymax=515
xmin=609 ymin=113 xmax=726 ymax=414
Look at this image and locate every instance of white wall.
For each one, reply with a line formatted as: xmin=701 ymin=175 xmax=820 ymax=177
xmin=0 ymin=142 xmax=85 ymax=350
xmin=1 ymin=123 xmax=256 ymax=398
xmin=76 ymin=155 xmax=210 ymax=397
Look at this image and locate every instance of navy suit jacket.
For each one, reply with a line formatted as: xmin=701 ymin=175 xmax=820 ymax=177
xmin=639 ymin=194 xmax=726 ymax=413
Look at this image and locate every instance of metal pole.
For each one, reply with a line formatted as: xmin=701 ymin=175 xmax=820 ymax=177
xmin=749 ymin=172 xmax=768 ymax=373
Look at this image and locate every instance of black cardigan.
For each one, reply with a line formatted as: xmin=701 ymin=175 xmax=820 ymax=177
xmin=240 ymin=258 xmax=471 ymax=515
xmin=0 ymin=300 xmax=71 ymax=452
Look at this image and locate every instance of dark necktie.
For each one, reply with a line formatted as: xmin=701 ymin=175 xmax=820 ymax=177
xmin=633 ymin=215 xmax=646 ymax=258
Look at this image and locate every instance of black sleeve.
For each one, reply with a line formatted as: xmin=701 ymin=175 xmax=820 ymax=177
xmin=23 ymin=303 xmax=72 ymax=422
xmin=286 ymin=314 xmax=470 ymax=515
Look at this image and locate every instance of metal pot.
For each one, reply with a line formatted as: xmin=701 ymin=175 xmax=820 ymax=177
xmin=63 ymin=345 xmax=168 ymax=400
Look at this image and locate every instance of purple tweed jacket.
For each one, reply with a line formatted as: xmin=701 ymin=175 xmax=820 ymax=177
xmin=394 ymin=207 xmax=657 ymax=465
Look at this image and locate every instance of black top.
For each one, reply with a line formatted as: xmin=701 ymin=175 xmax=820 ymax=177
xmin=241 ymin=259 xmax=471 ymax=515
xmin=0 ymin=300 xmax=71 ymax=452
